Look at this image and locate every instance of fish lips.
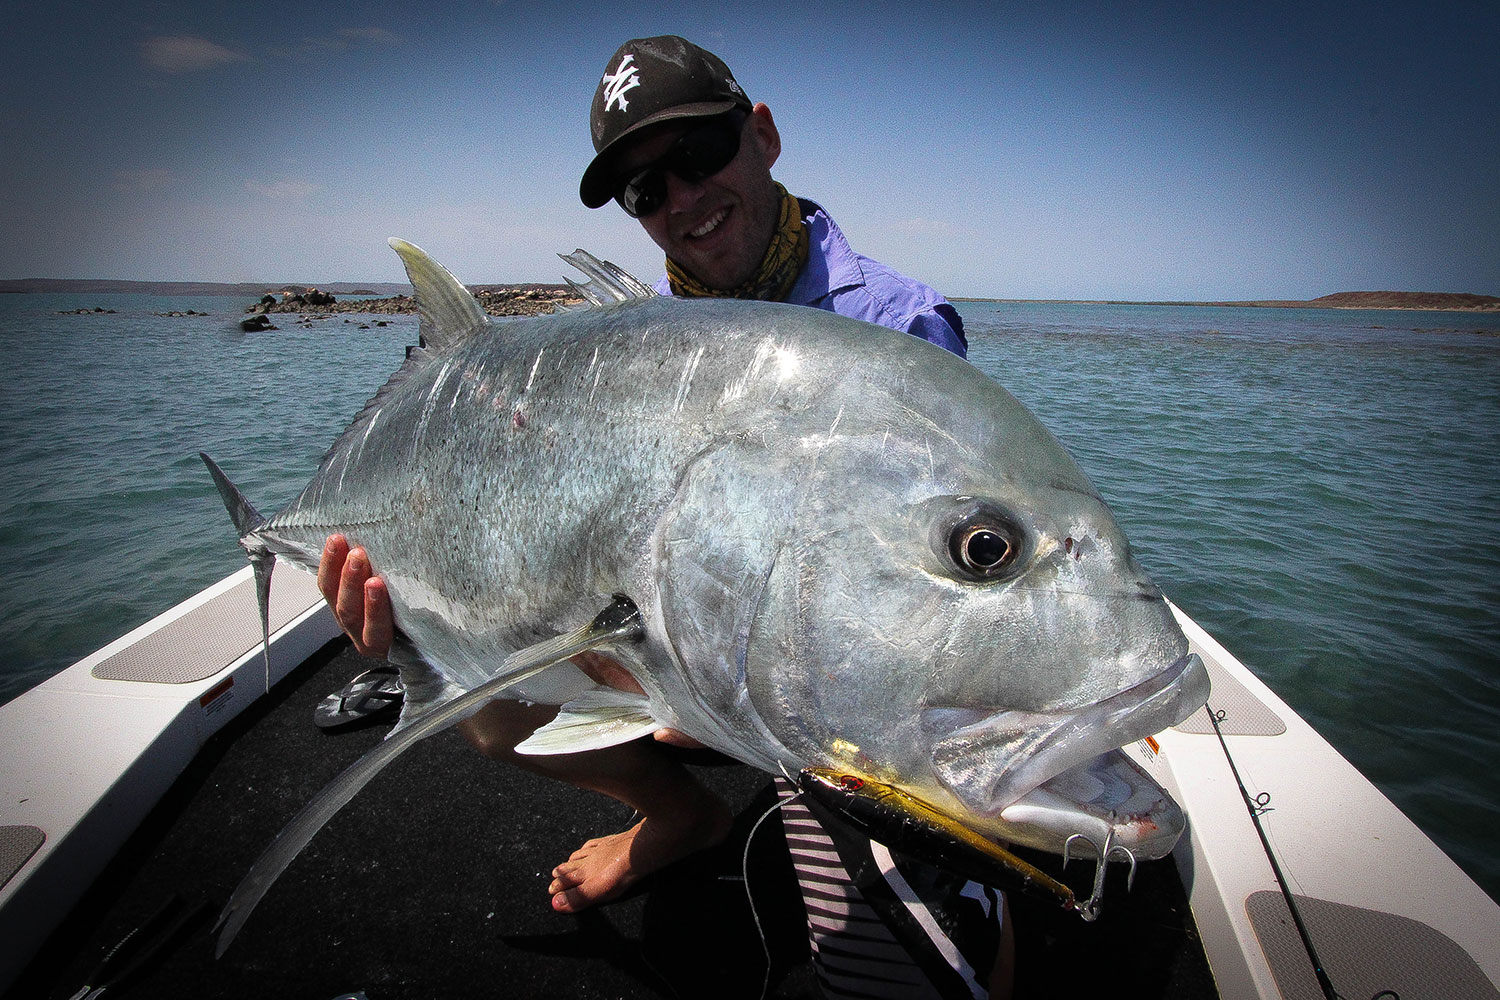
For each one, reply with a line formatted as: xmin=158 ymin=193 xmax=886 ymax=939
xmin=923 ymin=650 xmax=1208 ymax=817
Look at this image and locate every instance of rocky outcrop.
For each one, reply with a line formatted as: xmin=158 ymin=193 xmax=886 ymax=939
xmin=471 ymin=286 xmax=583 ymax=316
xmin=248 ymin=288 xmax=338 ymax=314
xmin=243 ymin=284 xmax=583 ymax=320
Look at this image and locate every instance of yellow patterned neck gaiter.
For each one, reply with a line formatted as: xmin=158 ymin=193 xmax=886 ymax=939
xmin=666 ymin=184 xmax=809 ymax=301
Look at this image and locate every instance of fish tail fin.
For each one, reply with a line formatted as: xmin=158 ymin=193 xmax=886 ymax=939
xmin=200 ymin=452 xmax=276 ymax=691
xmin=200 ymin=451 xmax=266 ymax=536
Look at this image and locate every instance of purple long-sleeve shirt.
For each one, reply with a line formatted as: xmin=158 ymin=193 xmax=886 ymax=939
xmin=653 ymin=199 xmax=967 ymax=358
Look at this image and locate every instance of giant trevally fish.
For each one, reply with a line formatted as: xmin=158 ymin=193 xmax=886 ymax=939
xmin=204 ymin=239 xmax=1208 ymax=950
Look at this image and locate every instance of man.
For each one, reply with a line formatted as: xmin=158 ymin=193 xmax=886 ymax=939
xmin=576 ymin=37 xmax=966 ymax=353
xmin=320 ymin=35 xmax=1008 ymax=997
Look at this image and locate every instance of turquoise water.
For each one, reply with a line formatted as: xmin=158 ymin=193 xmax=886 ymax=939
xmin=0 ymin=295 xmax=418 ymax=698
xmin=1 ymin=293 xmax=1496 ymax=903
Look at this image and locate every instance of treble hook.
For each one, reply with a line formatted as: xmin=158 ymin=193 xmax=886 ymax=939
xmin=1062 ymin=828 xmax=1139 ymax=921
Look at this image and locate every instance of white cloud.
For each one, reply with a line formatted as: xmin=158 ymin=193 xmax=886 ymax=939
xmin=245 ymin=179 xmax=322 ymax=200
xmin=113 ymin=168 xmax=172 ymax=193
xmin=141 ymin=35 xmax=250 ymax=73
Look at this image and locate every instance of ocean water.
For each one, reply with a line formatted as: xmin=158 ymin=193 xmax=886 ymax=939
xmin=0 ymin=295 xmax=417 ymax=699
xmin=0 ymin=292 xmax=1496 ymax=904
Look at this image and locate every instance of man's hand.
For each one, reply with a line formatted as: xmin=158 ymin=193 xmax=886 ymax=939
xmin=317 ymin=535 xmax=703 ymax=748
xmin=318 ymin=534 xmax=394 ymax=658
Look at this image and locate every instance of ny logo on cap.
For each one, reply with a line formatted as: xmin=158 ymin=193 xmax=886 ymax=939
xmin=601 ymin=53 xmax=641 ymax=113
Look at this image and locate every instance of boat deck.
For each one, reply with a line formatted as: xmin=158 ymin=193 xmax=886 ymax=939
xmin=7 ymin=640 xmax=1215 ymax=999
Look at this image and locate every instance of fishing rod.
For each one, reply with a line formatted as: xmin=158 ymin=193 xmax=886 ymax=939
xmin=1205 ymin=702 xmax=1399 ymax=1000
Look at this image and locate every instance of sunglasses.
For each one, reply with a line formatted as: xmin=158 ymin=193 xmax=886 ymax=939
xmin=613 ymin=111 xmax=748 ymax=218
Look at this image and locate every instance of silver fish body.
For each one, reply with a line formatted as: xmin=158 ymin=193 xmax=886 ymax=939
xmin=221 ymin=241 xmax=1207 ymax=860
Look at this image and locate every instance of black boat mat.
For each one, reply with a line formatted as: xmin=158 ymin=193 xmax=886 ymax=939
xmin=9 ymin=641 xmax=1213 ymax=1000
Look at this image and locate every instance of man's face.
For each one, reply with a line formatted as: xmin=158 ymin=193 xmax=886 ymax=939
xmin=613 ymin=104 xmax=783 ymax=291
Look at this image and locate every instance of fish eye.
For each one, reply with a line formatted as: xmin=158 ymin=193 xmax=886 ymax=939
xmin=945 ymin=508 xmax=1025 ymax=581
xmin=957 ymin=527 xmax=1012 ymax=570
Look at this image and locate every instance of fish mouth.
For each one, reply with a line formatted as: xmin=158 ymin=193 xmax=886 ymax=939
xmin=992 ymin=748 xmax=1186 ymax=859
xmin=926 ymin=651 xmax=1208 ymax=818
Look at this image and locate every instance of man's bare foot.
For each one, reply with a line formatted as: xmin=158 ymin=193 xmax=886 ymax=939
xmin=547 ymin=800 xmax=732 ymax=913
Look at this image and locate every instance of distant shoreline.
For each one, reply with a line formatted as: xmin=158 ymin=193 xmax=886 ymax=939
xmin=3 ymin=280 xmax=1496 ymax=313
xmin=950 ymin=291 xmax=1500 ymax=312
xmin=0 ymin=278 xmax=415 ymax=297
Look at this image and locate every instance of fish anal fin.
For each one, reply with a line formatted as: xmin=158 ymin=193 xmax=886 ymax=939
xmin=385 ymin=633 xmax=465 ymax=734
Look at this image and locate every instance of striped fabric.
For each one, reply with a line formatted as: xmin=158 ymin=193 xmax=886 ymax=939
xmin=776 ymin=780 xmax=1003 ymax=999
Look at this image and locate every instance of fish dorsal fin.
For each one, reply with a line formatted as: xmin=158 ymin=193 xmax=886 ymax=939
xmin=316 ymin=239 xmax=489 ymax=462
xmin=559 ymin=248 xmax=657 ymax=306
xmin=388 ymin=237 xmax=490 ymax=352
xmin=514 ymin=688 xmax=662 ymax=755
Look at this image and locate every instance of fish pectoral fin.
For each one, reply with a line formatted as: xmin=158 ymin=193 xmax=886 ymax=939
xmin=514 ymin=688 xmax=662 ymax=755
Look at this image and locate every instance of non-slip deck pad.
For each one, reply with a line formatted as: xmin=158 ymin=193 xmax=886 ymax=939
xmin=91 ymin=570 xmax=321 ymax=684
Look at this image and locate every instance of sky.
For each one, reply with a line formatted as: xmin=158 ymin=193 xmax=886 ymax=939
xmin=2 ymin=1 xmax=1497 ymax=300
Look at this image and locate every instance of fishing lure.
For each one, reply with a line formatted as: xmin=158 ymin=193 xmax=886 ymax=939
xmin=795 ymin=767 xmax=1083 ymax=911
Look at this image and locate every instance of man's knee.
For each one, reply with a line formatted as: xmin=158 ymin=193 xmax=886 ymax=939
xmin=457 ymin=699 xmax=559 ymax=758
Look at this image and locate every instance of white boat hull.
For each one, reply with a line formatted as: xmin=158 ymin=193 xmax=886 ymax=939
xmin=0 ymin=576 xmax=1496 ymax=997
xmin=1139 ymin=602 xmax=1500 ymax=998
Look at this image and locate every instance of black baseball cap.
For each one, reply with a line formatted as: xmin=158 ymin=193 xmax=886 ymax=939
xmin=580 ymin=35 xmax=753 ymax=209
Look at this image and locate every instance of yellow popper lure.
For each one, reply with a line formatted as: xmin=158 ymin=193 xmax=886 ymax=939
xmin=795 ymin=768 xmax=1079 ymax=912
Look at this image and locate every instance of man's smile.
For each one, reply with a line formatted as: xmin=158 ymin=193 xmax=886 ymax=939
xmin=686 ymin=206 xmax=730 ymax=240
